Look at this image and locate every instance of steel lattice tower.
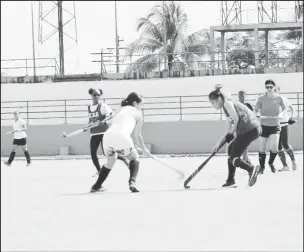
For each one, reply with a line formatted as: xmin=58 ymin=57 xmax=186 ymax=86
xmin=38 ymin=1 xmax=78 ymax=75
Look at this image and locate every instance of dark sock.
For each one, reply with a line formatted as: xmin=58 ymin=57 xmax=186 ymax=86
xmin=91 ymin=154 xmax=101 ymax=172
xmin=24 ymin=151 xmax=31 ymax=164
xmin=129 ymin=160 xmax=139 ymax=185
xmin=286 ymin=147 xmax=295 ymax=161
xmin=8 ymin=151 xmax=16 ymax=164
xmin=268 ymin=151 xmax=277 ymax=165
xmin=117 ymin=156 xmax=129 ymax=167
xmin=278 ymin=150 xmax=288 ymax=167
xmin=92 ymin=165 xmax=111 ymax=189
xmin=238 ymin=159 xmax=253 ymax=172
xmin=227 ymin=160 xmax=236 ymax=182
xmin=259 ymin=152 xmax=266 ymax=169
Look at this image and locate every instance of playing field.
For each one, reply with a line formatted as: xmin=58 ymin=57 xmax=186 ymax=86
xmin=1 ymin=154 xmax=303 ymax=251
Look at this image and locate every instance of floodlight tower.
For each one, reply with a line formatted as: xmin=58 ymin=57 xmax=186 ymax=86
xmin=38 ymin=1 xmax=78 ymax=75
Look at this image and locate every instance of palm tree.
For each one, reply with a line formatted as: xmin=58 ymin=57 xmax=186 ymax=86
xmin=124 ymin=1 xmax=209 ymax=73
xmin=275 ymin=1 xmax=303 ymax=66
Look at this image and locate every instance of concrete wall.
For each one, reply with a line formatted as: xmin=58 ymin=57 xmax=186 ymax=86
xmin=1 ymin=119 xmax=303 ymax=156
xmin=1 ymin=73 xmax=303 ymax=101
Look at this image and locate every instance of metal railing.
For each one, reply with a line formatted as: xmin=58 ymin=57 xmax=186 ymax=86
xmin=104 ymin=49 xmax=303 ymax=74
xmin=1 ymin=92 xmax=303 ymax=126
xmin=1 ymin=58 xmax=59 ymax=78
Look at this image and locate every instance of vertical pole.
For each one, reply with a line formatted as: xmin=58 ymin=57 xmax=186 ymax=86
xmin=220 ymin=31 xmax=226 ymax=70
xmin=115 ymin=1 xmax=119 ymax=73
xmin=26 ymin=59 xmax=28 ymax=76
xmin=100 ymin=50 xmax=103 ymax=76
xmin=210 ymin=28 xmax=215 ymax=71
xmin=26 ymin=101 xmax=29 ymax=124
xmin=254 ymin=28 xmax=260 ymax=68
xmin=31 ymin=1 xmax=37 ymax=82
xmin=64 ymin=100 xmax=67 ymax=124
xmin=179 ymin=96 xmax=182 ymax=121
xmin=265 ymin=30 xmax=269 ymax=67
xmin=297 ymin=92 xmax=300 ymax=115
xmin=58 ymin=1 xmax=64 ymax=75
xmin=163 ymin=1 xmax=167 ymax=71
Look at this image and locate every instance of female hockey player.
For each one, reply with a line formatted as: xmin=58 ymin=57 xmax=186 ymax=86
xmin=209 ymin=85 xmax=261 ymax=188
xmin=90 ymin=92 xmax=151 ymax=193
xmin=88 ymin=88 xmax=128 ymax=176
xmin=4 ymin=111 xmax=31 ymax=166
xmin=254 ymin=80 xmax=287 ymax=174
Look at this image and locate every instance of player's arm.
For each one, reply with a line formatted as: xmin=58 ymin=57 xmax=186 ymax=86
xmin=284 ymin=98 xmax=294 ymax=118
xmin=254 ymin=97 xmax=261 ymax=114
xmin=278 ymin=96 xmax=287 ymax=119
xmin=134 ymin=114 xmax=151 ymax=157
xmin=214 ymin=101 xmax=239 ymax=151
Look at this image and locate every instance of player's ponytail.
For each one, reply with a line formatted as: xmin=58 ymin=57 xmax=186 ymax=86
xmin=121 ymin=99 xmax=128 ymax=106
xmin=88 ymin=88 xmax=103 ymax=96
xmin=208 ymin=84 xmax=225 ymax=101
xmin=121 ymin=92 xmax=143 ymax=107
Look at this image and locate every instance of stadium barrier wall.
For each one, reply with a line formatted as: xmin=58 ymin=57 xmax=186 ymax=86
xmin=1 ymin=73 xmax=303 ymax=102
xmin=1 ymin=119 xmax=303 ymax=156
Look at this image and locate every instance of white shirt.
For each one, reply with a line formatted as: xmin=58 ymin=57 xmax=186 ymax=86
xmin=279 ymin=96 xmax=292 ymax=124
xmin=107 ymin=106 xmax=142 ymax=136
xmin=13 ymin=118 xmax=27 ymax=139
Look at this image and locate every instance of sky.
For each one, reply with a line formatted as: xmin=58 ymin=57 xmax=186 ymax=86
xmin=1 ymin=1 xmax=296 ymax=76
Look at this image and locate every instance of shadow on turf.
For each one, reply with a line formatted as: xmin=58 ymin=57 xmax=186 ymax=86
xmin=60 ymin=187 xmax=234 ymax=196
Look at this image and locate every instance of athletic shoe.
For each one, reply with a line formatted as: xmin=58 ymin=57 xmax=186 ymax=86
xmin=26 ymin=163 xmax=31 ymax=167
xmin=3 ymin=161 xmax=11 ymax=167
xmin=248 ymin=165 xmax=261 ymax=187
xmin=279 ymin=166 xmax=289 ymax=172
xmin=292 ymin=161 xmax=297 ymax=171
xmin=222 ymin=180 xmax=237 ymax=188
xmin=129 ymin=181 xmax=139 ymax=193
xmin=269 ymin=164 xmax=276 ymax=173
xmin=90 ymin=186 xmax=106 ymax=193
xmin=259 ymin=168 xmax=265 ymax=174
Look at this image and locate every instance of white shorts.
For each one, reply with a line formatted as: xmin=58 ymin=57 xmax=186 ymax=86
xmin=103 ymin=131 xmax=135 ymax=157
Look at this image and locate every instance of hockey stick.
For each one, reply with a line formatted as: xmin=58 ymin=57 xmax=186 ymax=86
xmin=151 ymin=155 xmax=185 ymax=179
xmin=184 ymin=140 xmax=227 ymax=189
xmin=62 ymin=115 xmax=113 ymax=138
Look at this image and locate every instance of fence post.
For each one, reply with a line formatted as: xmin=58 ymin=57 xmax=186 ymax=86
xmin=64 ymin=100 xmax=67 ymax=124
xmin=297 ymin=92 xmax=300 ymax=116
xmin=179 ymin=96 xmax=183 ymax=121
xmin=26 ymin=101 xmax=29 ymax=124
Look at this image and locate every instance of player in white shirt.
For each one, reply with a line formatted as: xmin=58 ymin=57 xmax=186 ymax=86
xmin=274 ymin=86 xmax=297 ymax=171
xmin=4 ymin=111 xmax=31 ymax=166
xmin=90 ymin=92 xmax=151 ymax=193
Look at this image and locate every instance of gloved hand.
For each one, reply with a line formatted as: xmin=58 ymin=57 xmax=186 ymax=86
xmin=288 ymin=118 xmax=296 ymax=125
xmin=225 ymin=133 xmax=235 ymax=143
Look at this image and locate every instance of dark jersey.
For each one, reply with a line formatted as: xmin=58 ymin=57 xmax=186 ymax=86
xmin=244 ymin=102 xmax=253 ymax=111
xmin=88 ymin=104 xmax=109 ymax=135
xmin=223 ymin=101 xmax=260 ymax=135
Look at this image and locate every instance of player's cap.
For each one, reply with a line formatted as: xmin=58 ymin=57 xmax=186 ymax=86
xmin=238 ymin=90 xmax=246 ymax=94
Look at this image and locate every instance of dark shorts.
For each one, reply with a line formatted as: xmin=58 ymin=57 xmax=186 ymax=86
xmin=228 ymin=127 xmax=262 ymax=159
xmin=261 ymin=125 xmax=280 ymax=138
xmin=278 ymin=125 xmax=289 ymax=150
xmin=13 ymin=138 xmax=27 ymax=146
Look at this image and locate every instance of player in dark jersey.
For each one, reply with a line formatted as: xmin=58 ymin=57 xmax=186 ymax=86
xmin=209 ymin=85 xmax=261 ymax=187
xmin=238 ymin=90 xmax=253 ymax=165
xmin=88 ymin=88 xmax=128 ymax=176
